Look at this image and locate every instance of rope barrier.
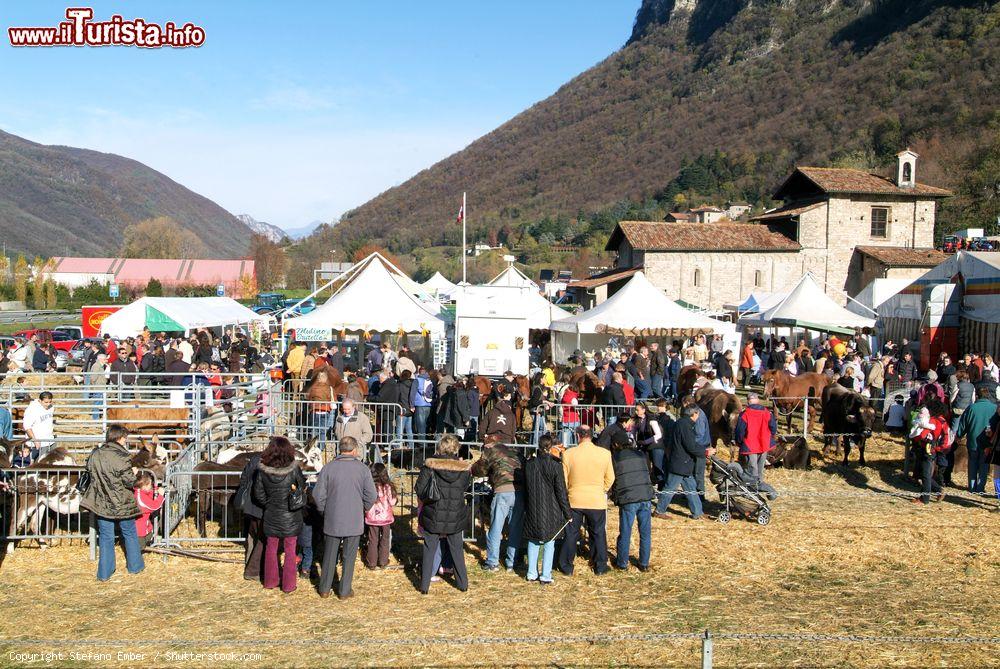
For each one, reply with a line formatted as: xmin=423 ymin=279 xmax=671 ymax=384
xmin=3 ymin=631 xmax=999 ymax=648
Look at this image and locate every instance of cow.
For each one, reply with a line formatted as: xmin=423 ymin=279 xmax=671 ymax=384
xmin=762 ymin=370 xmax=829 ymax=432
xmin=5 ymin=447 xmax=79 ymax=554
xmin=677 ymin=365 xmax=709 ymax=402
xmin=4 ymin=439 xmax=168 ymax=554
xmin=189 ymin=438 xmax=323 ymax=538
xmin=106 ymin=406 xmax=193 ymax=443
xmin=767 ymin=435 xmax=813 ymax=470
xmin=821 ymin=384 xmax=877 ymax=466
xmin=695 ymin=388 xmax=743 ymax=460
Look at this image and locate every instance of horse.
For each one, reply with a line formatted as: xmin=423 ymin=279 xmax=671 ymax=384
xmin=677 ymin=365 xmax=709 ymax=402
xmin=568 ymin=369 xmax=604 ymax=404
xmin=761 ymin=370 xmax=829 ymax=433
xmin=695 ymin=387 xmax=743 ymax=460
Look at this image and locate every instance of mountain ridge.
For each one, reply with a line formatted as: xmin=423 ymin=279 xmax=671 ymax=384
xmin=305 ymin=0 xmax=999 ymax=260
xmin=0 ymin=129 xmax=252 ymax=258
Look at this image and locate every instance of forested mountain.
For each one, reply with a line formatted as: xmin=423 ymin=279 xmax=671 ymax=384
xmin=0 ymin=129 xmax=252 ymax=258
xmin=303 ymin=0 xmax=1000 ymax=272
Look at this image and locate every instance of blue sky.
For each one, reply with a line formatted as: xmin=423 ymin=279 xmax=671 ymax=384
xmin=0 ymin=1 xmax=637 ymax=230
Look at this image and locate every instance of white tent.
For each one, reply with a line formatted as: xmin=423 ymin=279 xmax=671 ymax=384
xmin=282 ymin=253 xmax=445 ymax=337
xmin=422 ymin=271 xmax=458 ymax=299
xmin=550 ymin=271 xmax=722 ymax=361
xmin=848 ymin=278 xmax=912 ymax=318
xmin=453 ymin=285 xmax=563 ymax=375
xmin=100 ymin=297 xmax=268 ymax=338
xmin=725 ymin=290 xmax=789 ymax=316
xmin=488 ymin=265 xmax=540 ymax=290
xmin=739 ymin=273 xmax=875 ymax=333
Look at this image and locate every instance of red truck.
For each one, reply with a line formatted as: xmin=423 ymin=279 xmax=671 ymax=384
xmin=13 ymin=328 xmax=77 ymax=352
xmin=81 ymin=305 xmax=122 ymax=338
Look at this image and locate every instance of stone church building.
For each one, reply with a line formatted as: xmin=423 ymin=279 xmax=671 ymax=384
xmin=599 ymin=151 xmax=951 ymax=311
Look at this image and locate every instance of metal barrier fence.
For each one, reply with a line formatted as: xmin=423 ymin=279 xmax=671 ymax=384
xmin=161 ymin=468 xmax=245 ymax=548
xmin=268 ymin=388 xmax=405 ymax=447
xmin=0 ymin=466 xmax=96 ymax=559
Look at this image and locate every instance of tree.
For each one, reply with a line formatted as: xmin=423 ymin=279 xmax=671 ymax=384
xmin=31 ymin=257 xmax=47 ymax=309
xmin=351 ymin=244 xmax=401 ymax=268
xmin=13 ymin=255 xmax=29 ymax=306
xmin=145 ymin=278 xmax=164 ymax=297
xmin=0 ymin=255 xmax=10 ymax=289
xmin=44 ymin=279 xmax=57 ymax=309
xmin=121 ymin=217 xmax=207 ymax=259
xmin=238 ymin=273 xmax=258 ymax=299
xmin=249 ymin=233 xmax=288 ymax=290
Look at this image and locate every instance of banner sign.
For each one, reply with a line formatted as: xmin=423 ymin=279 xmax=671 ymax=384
xmin=292 ymin=327 xmax=332 ymax=342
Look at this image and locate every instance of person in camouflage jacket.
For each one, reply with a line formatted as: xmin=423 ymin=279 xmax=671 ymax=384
xmin=472 ymin=439 xmax=525 ymax=571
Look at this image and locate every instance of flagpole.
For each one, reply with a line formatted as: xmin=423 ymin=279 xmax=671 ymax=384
xmin=462 ymin=191 xmax=467 ymax=284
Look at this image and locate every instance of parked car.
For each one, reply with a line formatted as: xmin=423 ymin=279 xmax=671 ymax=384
xmin=68 ymin=337 xmax=105 ymax=368
xmin=13 ymin=329 xmax=77 ymax=352
xmin=54 ymin=325 xmax=84 ymax=340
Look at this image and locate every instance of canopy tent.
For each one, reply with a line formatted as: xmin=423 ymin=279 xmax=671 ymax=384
xmin=847 ymin=279 xmax=913 ymax=318
xmin=525 ymin=290 xmax=569 ymax=329
xmin=99 ymin=297 xmax=269 ymax=338
xmin=550 ymin=271 xmax=722 ymax=362
xmin=282 ymin=252 xmax=445 ymax=337
xmin=488 ymin=265 xmax=540 ymax=290
xmin=739 ymin=273 xmax=875 ymax=334
xmin=725 ymin=290 xmax=789 ymax=316
xmin=421 ymin=271 xmax=459 ymax=299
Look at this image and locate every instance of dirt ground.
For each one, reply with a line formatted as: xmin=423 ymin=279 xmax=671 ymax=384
xmin=1 ymin=433 xmax=999 ymax=668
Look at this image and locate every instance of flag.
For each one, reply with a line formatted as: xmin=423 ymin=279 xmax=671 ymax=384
xmin=456 ymin=203 xmax=464 ymax=224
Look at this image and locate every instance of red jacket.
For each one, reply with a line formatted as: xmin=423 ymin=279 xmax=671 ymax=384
xmin=134 ymin=488 xmax=164 ymax=537
xmin=740 ymin=343 xmax=755 ymax=370
xmin=735 ymin=404 xmax=776 ymax=455
xmin=622 ymin=382 xmax=635 ymax=406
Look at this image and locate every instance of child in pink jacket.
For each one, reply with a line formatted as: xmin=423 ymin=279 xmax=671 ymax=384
xmin=134 ymin=472 xmax=164 ymax=549
xmin=363 ymin=463 xmax=397 ymax=569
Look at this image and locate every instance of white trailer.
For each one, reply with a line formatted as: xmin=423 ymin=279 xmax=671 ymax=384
xmin=453 ymin=286 xmax=538 ymax=377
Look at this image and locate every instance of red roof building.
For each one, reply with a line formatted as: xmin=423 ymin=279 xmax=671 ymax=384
xmin=47 ymin=257 xmax=256 ymax=298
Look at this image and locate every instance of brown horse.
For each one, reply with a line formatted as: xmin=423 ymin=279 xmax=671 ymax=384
xmin=695 ymin=388 xmax=743 ymax=459
xmin=568 ymin=370 xmax=604 ymax=404
xmin=677 ymin=365 xmax=708 ymax=401
xmin=761 ymin=370 xmax=829 ymax=432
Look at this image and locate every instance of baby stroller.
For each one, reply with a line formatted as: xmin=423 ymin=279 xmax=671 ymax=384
xmin=708 ymin=455 xmax=777 ymax=526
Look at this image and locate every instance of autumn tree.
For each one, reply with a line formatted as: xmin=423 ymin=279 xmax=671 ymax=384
xmin=14 ymin=255 xmax=29 ymax=305
xmin=239 ymin=273 xmax=258 ymax=299
xmin=351 ymin=244 xmax=401 ymax=268
xmin=31 ymin=257 xmax=47 ymax=309
xmin=249 ymin=233 xmax=288 ymax=290
xmin=122 ymin=217 xmax=207 ymax=259
xmin=44 ymin=279 xmax=57 ymax=309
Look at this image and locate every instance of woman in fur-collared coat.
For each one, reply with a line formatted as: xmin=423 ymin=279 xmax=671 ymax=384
xmin=415 ymin=434 xmax=472 ymax=594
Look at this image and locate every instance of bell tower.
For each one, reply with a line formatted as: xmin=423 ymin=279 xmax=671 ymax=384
xmin=897 ymin=149 xmax=918 ymax=189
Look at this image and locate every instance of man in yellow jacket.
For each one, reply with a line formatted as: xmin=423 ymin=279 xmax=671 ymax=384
xmin=558 ymin=425 xmax=615 ymax=576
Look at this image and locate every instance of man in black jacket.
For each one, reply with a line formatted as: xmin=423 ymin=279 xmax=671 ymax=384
xmin=610 ymin=431 xmax=654 ymax=571
xmin=236 ymin=453 xmax=264 ymax=580
xmin=767 ymin=344 xmax=788 ymax=371
xmin=653 ymin=406 xmax=714 ymax=520
xmin=596 ymin=413 xmax=633 ymax=450
xmin=601 ymin=372 xmax=627 ymax=407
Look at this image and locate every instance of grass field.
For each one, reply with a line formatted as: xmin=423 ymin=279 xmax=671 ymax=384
xmin=1 ymin=433 xmax=998 ymax=668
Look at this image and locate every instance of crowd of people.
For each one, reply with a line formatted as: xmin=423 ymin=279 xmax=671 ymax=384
xmin=9 ymin=324 xmax=999 ymax=592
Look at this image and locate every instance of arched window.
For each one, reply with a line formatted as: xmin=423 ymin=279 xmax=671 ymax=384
xmin=754 ymin=270 xmax=762 ymax=287
xmin=902 ymin=161 xmax=912 ymax=183
xmin=693 ymin=268 xmax=702 ymax=287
